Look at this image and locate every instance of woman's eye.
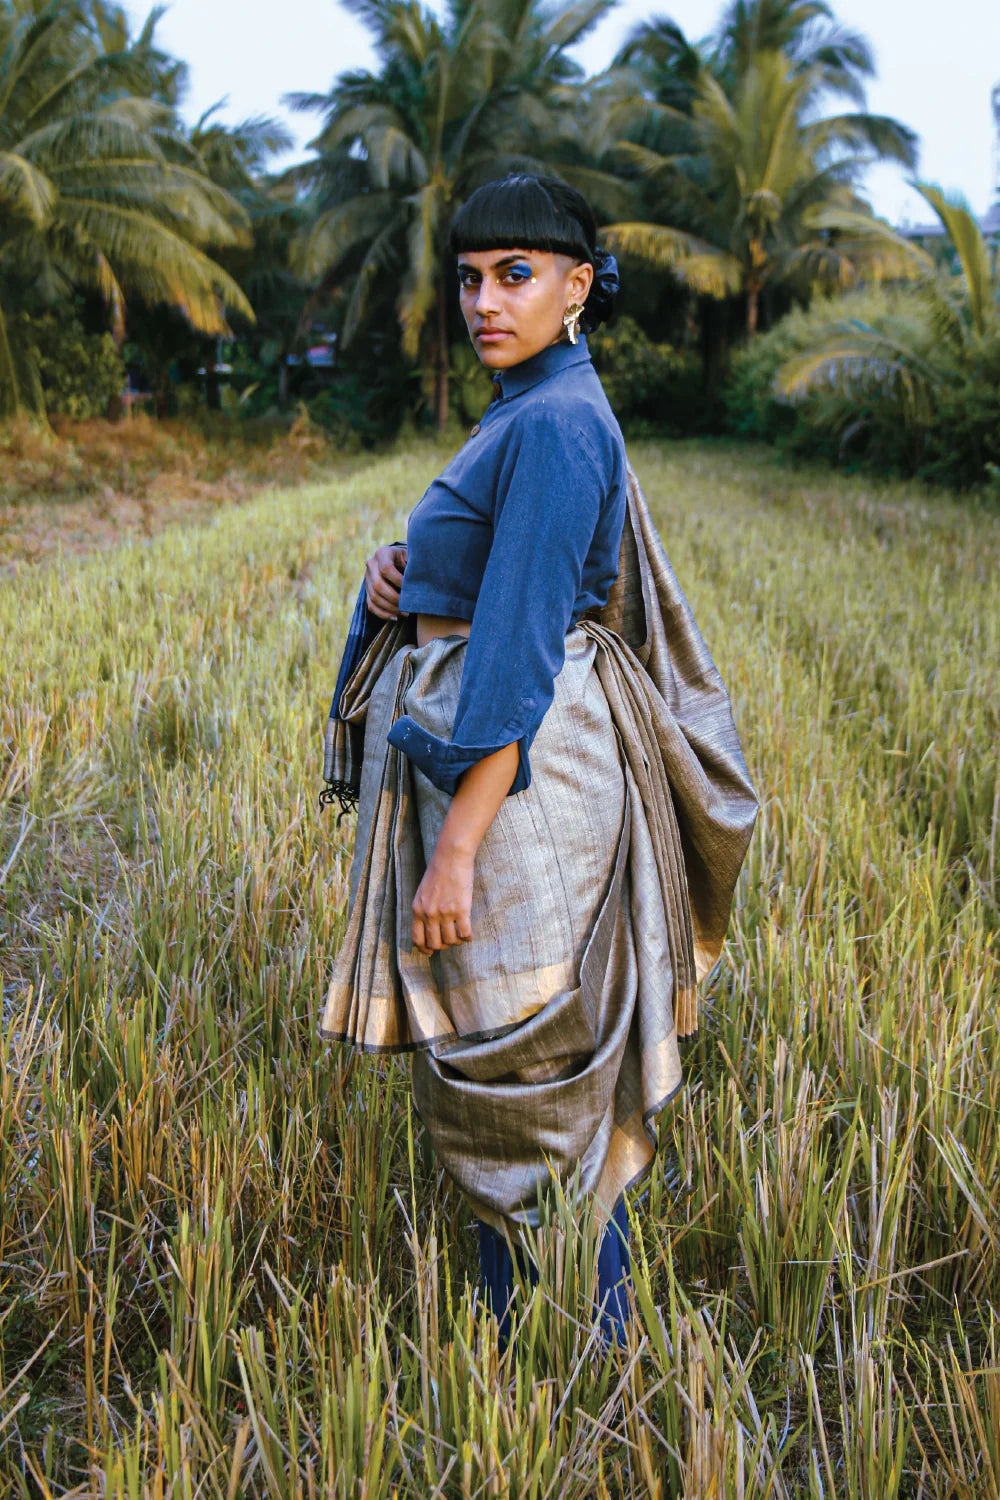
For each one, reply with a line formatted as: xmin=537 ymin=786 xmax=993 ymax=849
xmin=503 ymin=265 xmax=533 ymax=284
xmin=458 ymin=271 xmax=480 ymax=288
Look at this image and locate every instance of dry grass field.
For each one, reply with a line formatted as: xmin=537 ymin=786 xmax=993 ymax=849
xmin=0 ymin=437 xmax=998 ymax=1496
xmin=0 ymin=412 xmax=357 ymax=570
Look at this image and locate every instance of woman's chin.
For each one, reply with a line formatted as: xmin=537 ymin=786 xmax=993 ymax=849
xmin=474 ymin=339 xmax=518 ymax=367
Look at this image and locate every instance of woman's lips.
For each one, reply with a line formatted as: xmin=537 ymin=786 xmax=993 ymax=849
xmin=476 ymin=328 xmax=511 ymax=341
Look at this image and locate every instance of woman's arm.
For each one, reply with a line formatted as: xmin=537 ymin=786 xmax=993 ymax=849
xmin=411 ymin=741 xmax=519 ymax=954
xmin=386 ymin=409 xmax=613 ymax=797
xmin=394 ymin=410 xmax=620 ymax=952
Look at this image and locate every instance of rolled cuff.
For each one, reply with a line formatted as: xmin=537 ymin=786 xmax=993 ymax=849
xmin=386 ymin=715 xmax=529 ymax=797
xmin=395 ymin=585 xmax=476 ymax=620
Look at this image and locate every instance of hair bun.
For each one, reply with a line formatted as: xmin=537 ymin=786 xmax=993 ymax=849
xmin=582 ymin=247 xmax=619 ymax=332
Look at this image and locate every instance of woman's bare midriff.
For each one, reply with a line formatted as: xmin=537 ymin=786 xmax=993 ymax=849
xmin=415 ymin=613 xmax=472 ymax=647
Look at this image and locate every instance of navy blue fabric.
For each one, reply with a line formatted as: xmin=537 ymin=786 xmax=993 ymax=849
xmin=327 ymin=578 xmax=381 ymax=731
xmin=388 ymin=336 xmax=627 ymax=797
xmin=477 ymin=1199 xmax=631 ymax=1349
xmin=326 ymin=532 xmax=408 ymax=737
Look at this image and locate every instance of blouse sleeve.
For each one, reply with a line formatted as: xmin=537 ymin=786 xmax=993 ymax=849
xmin=386 ymin=409 xmax=610 ymax=796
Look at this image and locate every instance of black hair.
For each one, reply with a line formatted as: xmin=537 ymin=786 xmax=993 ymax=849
xmin=448 ymin=173 xmax=618 ymax=331
xmin=449 ymin=173 xmax=596 ymax=261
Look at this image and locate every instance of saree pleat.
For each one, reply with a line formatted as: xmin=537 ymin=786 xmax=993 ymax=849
xmin=320 ymin=466 xmax=759 ymax=1229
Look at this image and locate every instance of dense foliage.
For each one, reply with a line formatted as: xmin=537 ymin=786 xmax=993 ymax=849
xmin=601 ymin=19 xmax=917 ymax=333
xmin=0 ymin=0 xmax=949 ymax=456
xmin=588 ymin=315 xmax=709 ymax=433
xmin=0 ymin=0 xmax=253 ymax=417
xmin=0 ymin=0 xmax=992 ymax=481
xmin=728 ymin=188 xmax=1000 ymax=486
xmin=282 ymin=0 xmax=626 ymax=428
xmin=15 ymin=310 xmax=125 ymax=420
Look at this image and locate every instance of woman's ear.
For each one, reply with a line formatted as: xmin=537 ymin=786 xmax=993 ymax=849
xmin=568 ymin=261 xmax=594 ymax=305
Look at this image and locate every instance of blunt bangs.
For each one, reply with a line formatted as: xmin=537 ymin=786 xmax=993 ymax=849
xmin=449 ymin=174 xmax=596 ymax=262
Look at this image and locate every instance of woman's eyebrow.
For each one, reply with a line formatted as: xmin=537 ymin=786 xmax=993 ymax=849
xmin=457 ymin=254 xmax=531 ymax=273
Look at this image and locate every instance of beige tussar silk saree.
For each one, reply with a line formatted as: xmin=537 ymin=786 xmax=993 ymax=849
xmin=321 ymin=465 xmax=758 ymax=1231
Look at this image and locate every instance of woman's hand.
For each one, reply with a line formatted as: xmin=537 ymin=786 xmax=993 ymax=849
xmin=412 ymin=843 xmax=474 ymax=954
xmin=365 ymin=544 xmax=407 ymax=620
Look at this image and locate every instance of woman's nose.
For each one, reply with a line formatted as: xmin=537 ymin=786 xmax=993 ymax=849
xmin=475 ymin=276 xmax=501 ymax=316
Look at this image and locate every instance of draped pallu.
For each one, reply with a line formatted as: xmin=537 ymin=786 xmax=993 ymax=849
xmin=321 ymin=467 xmax=758 ymax=1231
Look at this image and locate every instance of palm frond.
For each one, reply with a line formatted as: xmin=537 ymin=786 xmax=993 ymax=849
xmin=0 ymin=150 xmax=55 ymax=225
xmin=776 ymin=321 xmax=944 ymax=426
xmin=365 ymin=124 xmax=428 ymax=191
xmin=601 ymin=221 xmax=744 ymax=296
xmin=57 ymin=195 xmax=255 ymax=329
xmin=280 ymin=90 xmax=332 ymax=116
xmin=538 ymin=0 xmax=618 ymax=55
xmin=47 ymin=158 xmax=251 ymax=247
xmin=915 ymin=182 xmax=997 ymax=338
xmin=399 ymin=181 xmax=442 ymax=357
xmin=807 ymin=111 xmax=918 ymax=169
xmin=341 ymin=212 xmax=405 ymax=346
xmin=550 ymin=164 xmax=635 ymax=222
xmin=289 ymin=191 xmax=396 ymax=280
xmin=801 ymin=204 xmax=932 ymax=280
xmin=18 ymin=109 xmax=168 ymax=167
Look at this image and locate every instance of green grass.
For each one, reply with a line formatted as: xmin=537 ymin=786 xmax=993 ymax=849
xmin=0 ymin=437 xmax=998 ymax=1496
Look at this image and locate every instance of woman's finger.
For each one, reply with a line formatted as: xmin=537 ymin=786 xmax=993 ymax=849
xmin=370 ymin=580 xmax=401 ymax=612
xmin=423 ymin=919 xmax=442 ymax=951
xmin=366 ymin=578 xmax=400 ymax=616
xmin=412 ymin=915 xmax=432 ymax=956
xmin=365 ymin=557 xmax=399 ymax=592
xmin=439 ymin=919 xmax=459 ymax=948
xmin=456 ymin=912 xmax=473 ymax=942
xmin=373 ymin=570 xmax=402 ymax=598
xmin=368 ymin=570 xmax=400 ymax=599
xmin=366 ymin=594 xmax=398 ymax=621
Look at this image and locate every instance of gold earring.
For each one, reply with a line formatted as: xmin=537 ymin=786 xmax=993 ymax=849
xmin=563 ymin=302 xmax=584 ymax=345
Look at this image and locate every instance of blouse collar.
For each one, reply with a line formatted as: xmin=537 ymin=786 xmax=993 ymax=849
xmin=493 ymin=334 xmax=591 ymax=402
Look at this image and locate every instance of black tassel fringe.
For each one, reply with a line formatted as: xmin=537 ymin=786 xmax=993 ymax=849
xmin=318 ymin=779 xmax=360 ymax=826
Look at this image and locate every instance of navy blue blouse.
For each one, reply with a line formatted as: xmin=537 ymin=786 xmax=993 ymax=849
xmin=387 ymin=335 xmax=627 ymax=797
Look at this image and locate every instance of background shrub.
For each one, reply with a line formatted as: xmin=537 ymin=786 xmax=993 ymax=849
xmin=589 ymin=317 xmax=712 ymax=435
xmin=17 ymin=310 xmax=125 ymax=421
xmin=724 ymin=288 xmax=1000 ymax=487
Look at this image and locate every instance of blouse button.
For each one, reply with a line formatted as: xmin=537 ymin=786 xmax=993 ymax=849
xmin=470 ymin=423 xmax=480 ymax=436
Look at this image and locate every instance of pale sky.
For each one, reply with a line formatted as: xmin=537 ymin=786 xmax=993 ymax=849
xmin=147 ymin=0 xmax=1000 ymax=225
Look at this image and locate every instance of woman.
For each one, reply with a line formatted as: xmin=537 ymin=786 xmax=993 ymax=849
xmin=320 ymin=174 xmax=758 ymax=1346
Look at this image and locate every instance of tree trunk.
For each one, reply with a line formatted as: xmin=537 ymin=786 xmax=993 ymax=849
xmin=700 ymin=296 xmax=731 ymax=395
xmin=746 ymin=282 xmax=760 ymax=336
xmin=434 ymin=289 xmax=449 ymax=433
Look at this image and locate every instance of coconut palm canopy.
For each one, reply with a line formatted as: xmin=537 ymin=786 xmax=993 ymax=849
xmin=599 ymin=0 xmax=919 ymax=331
xmin=281 ymin=0 xmax=631 ymax=427
xmin=0 ymin=0 xmax=254 ymax=414
xmin=0 ymin=0 xmax=935 ymax=426
xmin=278 ymin=0 xmax=920 ymax=430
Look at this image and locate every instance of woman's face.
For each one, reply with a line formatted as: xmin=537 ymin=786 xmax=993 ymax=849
xmin=457 ymin=248 xmax=594 ymax=369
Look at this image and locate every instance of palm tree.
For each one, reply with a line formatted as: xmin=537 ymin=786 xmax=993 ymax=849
xmin=775 ymin=184 xmax=1000 ymax=417
xmin=599 ymin=1 xmax=917 ymax=335
xmin=710 ymin=0 xmax=875 ymax=100
xmin=0 ymin=0 xmax=254 ymax=415
xmin=284 ymin=0 xmax=623 ymax=430
xmin=86 ymin=0 xmax=190 ymax=107
xmin=188 ymin=107 xmax=310 ymax=402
